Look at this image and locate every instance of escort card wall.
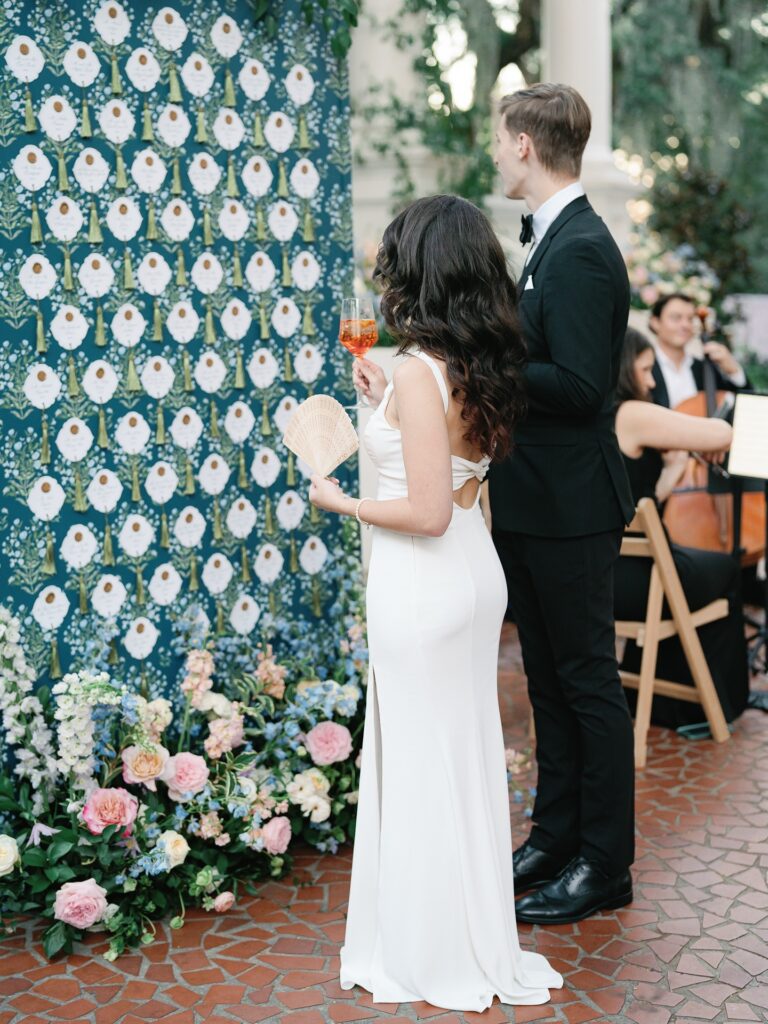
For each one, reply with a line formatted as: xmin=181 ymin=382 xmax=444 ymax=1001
xmin=0 ymin=0 xmax=356 ymax=696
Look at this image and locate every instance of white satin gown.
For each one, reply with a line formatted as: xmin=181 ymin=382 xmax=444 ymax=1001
xmin=339 ymin=350 xmax=563 ymax=1011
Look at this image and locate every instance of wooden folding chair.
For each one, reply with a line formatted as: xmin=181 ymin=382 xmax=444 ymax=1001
xmin=616 ymin=497 xmax=731 ymax=769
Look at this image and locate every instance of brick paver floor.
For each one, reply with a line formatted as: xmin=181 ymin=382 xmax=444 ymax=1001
xmin=2 ymin=623 xmax=768 ymax=1024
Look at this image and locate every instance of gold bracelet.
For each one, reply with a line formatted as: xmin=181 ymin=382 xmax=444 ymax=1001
xmin=355 ymin=497 xmax=372 ymax=529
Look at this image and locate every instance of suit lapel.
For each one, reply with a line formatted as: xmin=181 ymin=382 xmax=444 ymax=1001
xmin=518 ymin=195 xmax=592 ymax=289
xmin=651 ymin=361 xmax=670 ymax=407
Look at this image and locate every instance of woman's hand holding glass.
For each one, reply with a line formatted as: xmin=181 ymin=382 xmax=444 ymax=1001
xmin=352 ymin=356 xmax=388 ymax=407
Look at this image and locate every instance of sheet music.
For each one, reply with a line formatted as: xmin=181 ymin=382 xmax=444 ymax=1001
xmin=728 ymin=394 xmax=768 ymax=481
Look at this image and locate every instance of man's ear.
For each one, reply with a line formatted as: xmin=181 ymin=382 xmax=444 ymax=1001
xmin=517 ymin=132 xmax=531 ymax=160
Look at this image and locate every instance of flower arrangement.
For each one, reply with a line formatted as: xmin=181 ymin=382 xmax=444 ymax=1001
xmin=625 ymin=224 xmax=720 ymax=311
xmin=0 ymin=549 xmax=368 ymax=961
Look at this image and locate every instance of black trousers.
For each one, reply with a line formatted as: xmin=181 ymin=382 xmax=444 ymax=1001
xmin=493 ymin=527 xmax=635 ymax=873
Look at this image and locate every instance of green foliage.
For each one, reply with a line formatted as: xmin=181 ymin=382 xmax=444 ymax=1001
xmin=252 ymin=0 xmax=361 ymax=58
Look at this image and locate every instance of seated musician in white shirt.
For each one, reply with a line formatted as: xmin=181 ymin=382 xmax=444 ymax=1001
xmin=648 ymin=292 xmax=749 ymax=409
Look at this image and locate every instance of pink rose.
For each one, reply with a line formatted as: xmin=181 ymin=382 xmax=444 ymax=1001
xmin=213 ymin=890 xmax=235 ymax=912
xmin=162 ymin=752 xmax=210 ymax=802
xmin=53 ymin=878 xmax=108 ymax=929
xmin=121 ymin=744 xmax=170 ymax=792
xmin=81 ymin=787 xmax=139 ymax=836
xmin=305 ymin=721 xmax=353 ymax=766
xmin=261 ymin=815 xmax=292 ymax=855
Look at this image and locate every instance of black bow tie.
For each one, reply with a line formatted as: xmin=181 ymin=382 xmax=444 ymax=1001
xmin=519 ymin=213 xmax=534 ymax=245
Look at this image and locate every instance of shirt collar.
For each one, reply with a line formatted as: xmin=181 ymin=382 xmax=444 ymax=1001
xmin=652 ymin=342 xmax=694 ymax=373
xmin=531 ymin=181 xmax=586 ymax=244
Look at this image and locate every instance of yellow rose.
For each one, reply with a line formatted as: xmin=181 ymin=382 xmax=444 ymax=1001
xmin=158 ymin=829 xmax=190 ymax=869
xmin=0 ymin=835 xmax=20 ymax=877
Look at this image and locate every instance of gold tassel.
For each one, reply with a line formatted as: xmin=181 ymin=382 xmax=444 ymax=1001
xmin=67 ymin=355 xmax=79 ymax=397
xmin=290 ymin=535 xmax=298 ymax=573
xmin=303 ymin=203 xmax=315 ymax=243
xmin=140 ymin=668 xmax=149 ymax=699
xmin=240 ymin=544 xmax=251 ymax=583
xmin=142 ymin=99 xmax=154 ymax=142
xmin=103 ymin=519 xmax=115 ymax=565
xmin=135 ymin=565 xmax=145 ymax=606
xmin=50 ymin=638 xmax=62 ymax=680
xmin=63 ymin=248 xmax=74 ymax=291
xmin=35 ymin=308 xmax=46 ymax=354
xmin=171 ymin=156 xmax=182 ymax=195
xmin=97 ymin=408 xmax=109 ymax=448
xmin=182 ymin=350 xmax=192 ymax=391
xmin=213 ymin=497 xmax=223 ymax=540
xmin=238 ymin=449 xmax=248 ymax=488
xmin=176 ymin=247 xmax=186 ymax=285
xmin=223 ymin=65 xmax=236 ymax=107
xmin=156 ymin=404 xmax=166 ymax=444
xmin=309 ymin=501 xmax=319 ymax=525
xmin=311 ymin=576 xmax=322 ymax=617
xmin=210 ymin=399 xmax=219 ymax=438
xmin=169 ymin=61 xmax=182 ymax=102
xmin=131 ymin=459 xmax=141 ymax=501
xmin=268 ymin=588 xmax=277 ymax=617
xmin=281 ymin=247 xmax=291 ymax=287
xmin=204 ymin=302 xmax=216 ymax=345
xmin=253 ymin=112 xmax=264 ymax=147
xmin=302 ymin=301 xmax=315 ymax=336
xmin=88 ymin=200 xmax=103 ymax=244
xmin=24 ymin=85 xmax=37 ymax=132
xmin=80 ymin=95 xmax=92 ymax=138
xmin=260 ymin=396 xmax=272 ymax=436
xmin=216 ymin=601 xmax=225 ymax=635
xmin=203 ymin=206 xmax=213 ymax=246
xmin=232 ymin=245 xmax=243 ymax=287
xmin=30 ymin=200 xmax=43 ymax=244
xmin=95 ymin=304 xmax=106 ymax=346
xmin=264 ymin=493 xmax=275 ymax=536
xmin=126 ymin=350 xmax=141 ymax=392
xmin=234 ymin=349 xmax=246 ymax=389
xmin=57 ymin=151 xmax=69 ymax=192
xmin=115 ymin=147 xmax=128 ymax=190
xmin=284 ymin=347 xmax=294 ymax=382
xmin=146 ymin=200 xmax=158 ymax=240
xmin=189 ymin=552 xmax=199 ymax=592
xmin=277 ymin=160 xmax=288 ymax=198
xmin=108 ymin=638 xmax=119 ymax=665
xmin=298 ymin=111 xmax=311 ymax=151
xmin=183 ymin=456 xmax=195 ymax=495
xmin=160 ymin=510 xmax=170 ymax=549
xmin=259 ymin=300 xmax=269 ymax=340
xmin=226 ymin=155 xmax=239 ymax=197
xmin=41 ymin=415 xmax=50 ymax=465
xmin=195 ymin=106 xmax=207 ymax=144
xmin=152 ymin=299 xmax=163 ymax=341
xmin=43 ymin=529 xmax=56 ymax=575
xmin=110 ymin=51 xmax=122 ymax=96
xmin=73 ymin=466 xmax=88 ymax=512
xmin=256 ymin=203 xmax=266 ymax=240
xmin=122 ymin=248 xmax=135 ymax=290
xmin=286 ymin=451 xmax=296 ymax=486
xmin=79 ymin=573 xmax=88 ymax=614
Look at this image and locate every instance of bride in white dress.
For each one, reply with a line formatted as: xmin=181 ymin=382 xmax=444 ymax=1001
xmin=309 ymin=195 xmax=563 ymax=1012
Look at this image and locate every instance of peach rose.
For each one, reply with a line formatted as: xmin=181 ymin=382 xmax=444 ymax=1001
xmin=305 ymin=721 xmax=353 ymax=766
xmin=121 ymin=744 xmax=170 ymax=791
xmin=261 ymin=815 xmax=291 ymax=855
xmin=53 ymin=878 xmax=108 ymax=929
xmin=81 ymin=787 xmax=139 ymax=836
xmin=213 ymin=890 xmax=235 ymax=912
xmin=162 ymin=752 xmax=210 ymax=802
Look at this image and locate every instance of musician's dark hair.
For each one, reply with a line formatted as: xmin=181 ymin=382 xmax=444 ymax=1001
xmin=649 ymin=291 xmax=695 ymax=328
xmin=373 ymin=194 xmax=526 ymax=460
xmin=616 ymin=327 xmax=654 ymax=404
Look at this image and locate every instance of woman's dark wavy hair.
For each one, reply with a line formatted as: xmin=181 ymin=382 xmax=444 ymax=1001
xmin=616 ymin=327 xmax=654 ymax=404
xmin=373 ymin=194 xmax=526 ymax=460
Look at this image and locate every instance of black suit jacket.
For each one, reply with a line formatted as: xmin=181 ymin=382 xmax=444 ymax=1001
xmin=651 ymin=357 xmax=750 ymax=408
xmin=489 ymin=196 xmax=635 ymax=537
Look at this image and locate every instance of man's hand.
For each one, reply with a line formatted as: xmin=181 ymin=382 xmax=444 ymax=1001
xmin=702 ymin=341 xmax=741 ymax=377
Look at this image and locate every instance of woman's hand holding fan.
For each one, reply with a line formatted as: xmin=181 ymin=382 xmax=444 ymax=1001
xmin=283 ymin=394 xmax=359 ymax=478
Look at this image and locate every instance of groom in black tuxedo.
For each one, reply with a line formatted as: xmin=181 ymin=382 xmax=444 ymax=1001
xmin=488 ymin=84 xmax=636 ymax=924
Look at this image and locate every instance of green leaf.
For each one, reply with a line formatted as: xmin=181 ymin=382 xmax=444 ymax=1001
xmin=23 ymin=848 xmax=47 ymax=868
xmin=42 ymin=920 xmax=69 ymax=959
xmin=48 ymin=840 xmax=74 ymax=861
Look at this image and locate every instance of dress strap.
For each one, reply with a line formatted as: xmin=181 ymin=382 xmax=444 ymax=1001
xmin=410 ymin=350 xmax=449 ymax=413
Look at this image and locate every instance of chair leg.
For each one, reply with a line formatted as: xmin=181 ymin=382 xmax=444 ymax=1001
xmin=634 ymin=568 xmax=663 ymax=770
xmin=675 ymin=617 xmax=731 ymax=744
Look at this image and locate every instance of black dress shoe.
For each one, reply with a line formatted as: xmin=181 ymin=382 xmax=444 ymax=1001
xmin=512 ymin=840 xmax=570 ymax=893
xmin=514 ymin=855 xmax=632 ymax=924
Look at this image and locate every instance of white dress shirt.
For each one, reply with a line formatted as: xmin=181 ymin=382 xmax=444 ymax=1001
xmin=652 ymin=342 xmax=747 ymax=408
xmin=524 ymin=181 xmax=586 ymax=266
